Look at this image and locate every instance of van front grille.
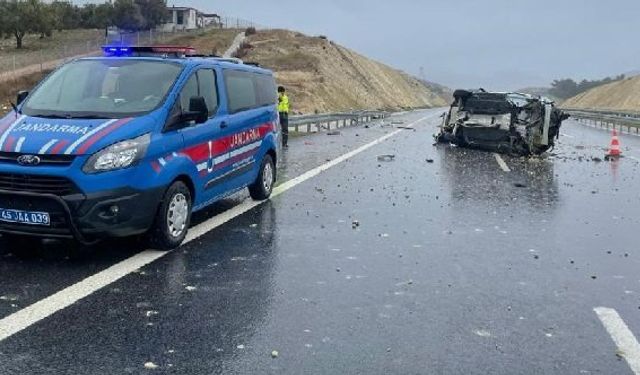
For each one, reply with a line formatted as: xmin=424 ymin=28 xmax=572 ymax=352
xmin=0 ymin=173 xmax=80 ymax=196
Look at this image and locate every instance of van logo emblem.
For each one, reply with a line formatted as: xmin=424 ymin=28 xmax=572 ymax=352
xmin=17 ymin=155 xmax=41 ymax=166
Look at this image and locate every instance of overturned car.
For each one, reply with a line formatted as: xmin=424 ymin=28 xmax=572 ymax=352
xmin=435 ymin=90 xmax=570 ymax=156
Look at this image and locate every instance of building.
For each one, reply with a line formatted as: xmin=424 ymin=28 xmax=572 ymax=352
xmin=200 ymin=13 xmax=222 ymax=28
xmin=159 ymin=6 xmax=221 ymax=32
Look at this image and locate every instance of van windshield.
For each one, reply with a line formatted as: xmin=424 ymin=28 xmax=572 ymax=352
xmin=22 ymin=59 xmax=183 ymax=119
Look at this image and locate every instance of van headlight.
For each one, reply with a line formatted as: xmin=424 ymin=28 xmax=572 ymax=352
xmin=83 ymin=134 xmax=150 ymax=173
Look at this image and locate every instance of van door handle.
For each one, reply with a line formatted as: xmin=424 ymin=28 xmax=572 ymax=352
xmin=220 ymin=122 xmax=228 ymax=129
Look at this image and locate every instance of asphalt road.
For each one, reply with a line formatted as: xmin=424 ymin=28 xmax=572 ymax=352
xmin=0 ymin=109 xmax=639 ymax=374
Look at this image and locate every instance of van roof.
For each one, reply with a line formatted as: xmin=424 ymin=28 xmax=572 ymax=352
xmin=81 ymin=46 xmax=272 ymax=75
xmin=79 ymin=56 xmax=273 ymax=74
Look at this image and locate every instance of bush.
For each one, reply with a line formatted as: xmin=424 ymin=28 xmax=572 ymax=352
xmin=245 ymin=27 xmax=257 ymax=36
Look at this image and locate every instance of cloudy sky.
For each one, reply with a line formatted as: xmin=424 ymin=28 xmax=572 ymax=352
xmin=82 ymin=0 xmax=639 ymax=90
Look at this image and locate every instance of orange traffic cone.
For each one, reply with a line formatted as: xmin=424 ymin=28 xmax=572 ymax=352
xmin=607 ymin=129 xmax=622 ymax=158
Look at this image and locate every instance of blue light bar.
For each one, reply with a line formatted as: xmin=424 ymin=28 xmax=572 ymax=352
xmin=102 ymin=46 xmax=132 ymax=57
xmin=101 ymin=45 xmax=197 ymax=58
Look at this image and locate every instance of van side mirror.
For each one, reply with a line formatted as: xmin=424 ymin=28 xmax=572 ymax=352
xmin=16 ymin=91 xmax=29 ymax=106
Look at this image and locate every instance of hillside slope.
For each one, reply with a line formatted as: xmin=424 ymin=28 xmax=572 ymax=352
xmin=563 ymin=75 xmax=640 ymax=111
xmin=243 ymin=30 xmax=447 ymax=113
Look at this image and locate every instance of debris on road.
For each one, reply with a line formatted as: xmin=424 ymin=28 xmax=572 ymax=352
xmin=474 ymin=329 xmax=492 ymax=338
xmin=271 ymin=350 xmax=279 ymax=358
xmin=144 ymin=362 xmax=159 ymax=370
xmin=435 ymin=90 xmax=569 ymax=155
xmin=425 ymin=158 xmax=434 ymax=163
xmin=352 ymin=220 xmax=360 ymax=229
xmin=327 ymin=131 xmax=341 ymax=136
xmin=377 ymin=154 xmax=396 ymax=162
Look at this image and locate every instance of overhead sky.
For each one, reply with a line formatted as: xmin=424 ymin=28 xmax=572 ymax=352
xmin=80 ymin=0 xmax=639 ymax=90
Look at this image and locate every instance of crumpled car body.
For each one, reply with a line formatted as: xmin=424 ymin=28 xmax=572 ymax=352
xmin=435 ymin=90 xmax=570 ymax=156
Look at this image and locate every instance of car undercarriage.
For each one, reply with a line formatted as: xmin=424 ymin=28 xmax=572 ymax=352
xmin=435 ymin=89 xmax=570 ymax=156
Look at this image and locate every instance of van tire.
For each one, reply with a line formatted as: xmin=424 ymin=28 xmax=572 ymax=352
xmin=249 ymin=154 xmax=275 ymax=200
xmin=147 ymin=181 xmax=192 ymax=250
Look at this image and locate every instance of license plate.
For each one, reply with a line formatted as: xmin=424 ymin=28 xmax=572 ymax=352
xmin=0 ymin=208 xmax=50 ymax=226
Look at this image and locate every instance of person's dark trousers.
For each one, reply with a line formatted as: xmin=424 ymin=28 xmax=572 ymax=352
xmin=279 ymin=112 xmax=289 ymax=147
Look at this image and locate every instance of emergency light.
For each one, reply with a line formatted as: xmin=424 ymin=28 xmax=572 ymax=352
xmin=102 ymin=46 xmax=197 ymax=58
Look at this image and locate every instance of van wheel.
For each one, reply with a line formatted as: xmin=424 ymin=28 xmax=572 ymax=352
xmin=249 ymin=154 xmax=275 ymax=200
xmin=148 ymin=181 xmax=192 ymax=250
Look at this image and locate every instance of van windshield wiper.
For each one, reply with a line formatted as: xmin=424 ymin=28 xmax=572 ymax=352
xmin=29 ymin=113 xmax=108 ymax=120
xmin=30 ymin=113 xmax=71 ymax=119
xmin=66 ymin=115 xmax=109 ymax=119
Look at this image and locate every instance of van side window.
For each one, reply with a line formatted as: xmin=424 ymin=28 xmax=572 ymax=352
xmin=254 ymin=73 xmax=277 ymax=107
xmin=224 ymin=70 xmax=257 ymax=113
xmin=178 ymin=70 xmax=219 ymax=117
xmin=179 ymin=74 xmax=199 ymax=112
xmin=197 ymin=69 xmax=218 ymax=116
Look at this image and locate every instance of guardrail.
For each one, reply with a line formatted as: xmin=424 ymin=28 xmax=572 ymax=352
xmin=288 ymin=111 xmax=387 ymax=133
xmin=563 ymin=108 xmax=640 ymax=134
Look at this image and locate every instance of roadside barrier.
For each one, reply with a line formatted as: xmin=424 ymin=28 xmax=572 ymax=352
xmin=564 ymin=108 xmax=640 ymax=135
xmin=288 ymin=111 xmax=387 ymax=133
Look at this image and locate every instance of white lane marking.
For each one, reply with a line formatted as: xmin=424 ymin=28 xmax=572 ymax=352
xmin=493 ymin=153 xmax=511 ymax=172
xmin=0 ymin=111 xmax=439 ymax=343
xmin=38 ymin=139 xmax=58 ymax=154
xmin=0 ymin=251 xmax=165 ymax=342
xmin=0 ymin=115 xmax=26 ymax=149
xmin=560 ymin=133 xmax=575 ymax=138
xmin=64 ymin=119 xmax=117 ymax=155
xmin=594 ymin=307 xmax=640 ymax=374
xmin=14 ymin=137 xmax=26 ymax=152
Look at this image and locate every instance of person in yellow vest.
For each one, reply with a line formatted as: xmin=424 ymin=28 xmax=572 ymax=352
xmin=277 ymin=86 xmax=290 ymax=148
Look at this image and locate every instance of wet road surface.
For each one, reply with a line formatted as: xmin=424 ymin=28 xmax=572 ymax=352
xmin=0 ymin=109 xmax=639 ymax=374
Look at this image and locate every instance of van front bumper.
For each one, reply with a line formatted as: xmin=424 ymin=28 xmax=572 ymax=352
xmin=0 ymin=186 xmax=165 ymax=244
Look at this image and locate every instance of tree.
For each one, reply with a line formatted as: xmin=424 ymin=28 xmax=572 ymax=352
xmin=50 ymin=0 xmax=79 ymax=31
xmin=0 ymin=0 xmax=48 ymax=49
xmin=548 ymin=79 xmax=579 ymax=100
xmin=94 ymin=3 xmax=115 ymax=35
xmin=26 ymin=0 xmax=53 ymax=39
xmin=549 ymin=74 xmax=627 ymax=100
xmin=135 ymin=0 xmax=168 ymax=30
xmin=112 ymin=0 xmax=144 ymax=31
